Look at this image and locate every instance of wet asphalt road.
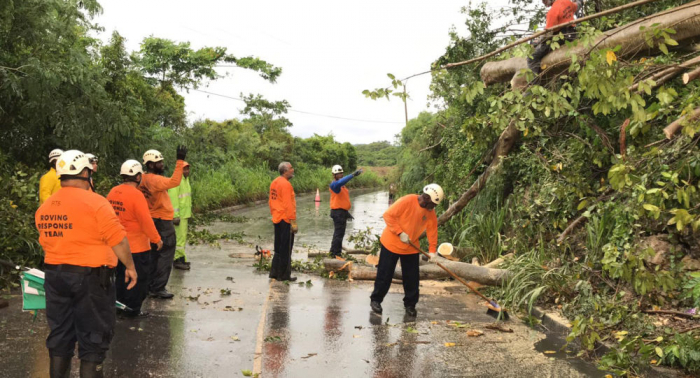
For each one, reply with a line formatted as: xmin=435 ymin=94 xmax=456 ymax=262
xmin=0 ymin=190 xmax=603 ymax=377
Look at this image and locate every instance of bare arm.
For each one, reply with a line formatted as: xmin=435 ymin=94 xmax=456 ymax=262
xmin=111 ymin=237 xmax=137 ymax=290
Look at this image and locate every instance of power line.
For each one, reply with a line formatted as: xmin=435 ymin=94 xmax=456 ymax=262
xmin=191 ymin=89 xmax=404 ymax=124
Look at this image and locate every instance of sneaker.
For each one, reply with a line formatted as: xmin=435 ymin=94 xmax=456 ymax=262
xmin=405 ymin=306 xmax=417 ymax=317
xmin=281 ymin=276 xmax=298 ymax=282
xmin=150 ymin=290 xmax=174 ymax=299
xmin=173 ymin=260 xmax=190 ymax=270
xmin=370 ymin=301 xmax=383 ymax=314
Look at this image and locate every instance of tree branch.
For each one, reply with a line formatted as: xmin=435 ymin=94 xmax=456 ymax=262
xmin=663 ymin=106 xmax=700 ymax=139
xmin=446 ymin=0 xmax=665 ymax=70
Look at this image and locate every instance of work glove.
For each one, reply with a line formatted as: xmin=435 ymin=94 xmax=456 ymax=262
xmin=173 ymin=218 xmax=180 ymax=226
xmin=399 ymin=232 xmax=410 ymax=244
xmin=429 ymin=253 xmax=437 ymax=261
xmin=290 ymin=219 xmax=298 ymax=234
xmin=352 ymin=169 xmax=363 ymax=177
xmin=176 ymin=145 xmax=188 ymax=160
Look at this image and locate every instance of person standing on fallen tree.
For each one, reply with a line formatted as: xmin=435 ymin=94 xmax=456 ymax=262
xmin=269 ymin=161 xmax=297 ymax=282
xmin=140 ymin=146 xmax=187 ymax=299
xmin=328 ymin=165 xmax=363 ymax=258
xmin=369 ymin=184 xmax=443 ymax=318
xmin=527 ymin=0 xmax=583 ymax=84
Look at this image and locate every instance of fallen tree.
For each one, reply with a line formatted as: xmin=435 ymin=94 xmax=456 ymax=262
xmin=323 ymin=256 xmax=512 ymax=286
xmin=437 ymin=120 xmax=519 ymax=226
xmin=480 ymin=1 xmax=700 ymax=87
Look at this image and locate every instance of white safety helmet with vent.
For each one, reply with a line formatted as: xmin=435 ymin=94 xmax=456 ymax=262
xmin=331 ymin=165 xmax=343 ymax=174
xmin=143 ymin=149 xmax=164 ymax=164
xmin=56 ymin=150 xmax=92 ymax=177
xmin=423 ymin=183 xmax=444 ymax=205
xmin=85 ymin=153 xmax=98 ymax=163
xmin=120 ymin=160 xmax=143 ymax=176
xmin=48 ymin=149 xmax=64 ymax=164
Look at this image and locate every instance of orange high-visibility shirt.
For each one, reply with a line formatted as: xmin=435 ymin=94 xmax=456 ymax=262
xmin=36 ymin=187 xmax=126 ymax=268
xmin=546 ymin=0 xmax=578 ymax=29
xmin=107 ymin=184 xmax=161 ymax=253
xmin=269 ymin=176 xmax=296 ymax=224
xmin=380 ymin=194 xmax=438 ymax=255
xmin=330 ymin=186 xmax=351 ymax=210
xmin=139 ymin=160 xmax=184 ymax=220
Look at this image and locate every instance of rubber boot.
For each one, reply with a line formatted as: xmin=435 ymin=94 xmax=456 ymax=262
xmin=49 ymin=356 xmax=72 ymax=378
xmin=79 ymin=360 xmax=104 ymax=378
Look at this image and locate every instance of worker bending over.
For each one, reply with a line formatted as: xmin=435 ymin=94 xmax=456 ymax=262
xmin=139 ymin=146 xmax=187 ymax=299
xmin=328 ymin=165 xmax=362 ymax=258
xmin=108 ymin=160 xmax=163 ymax=318
xmin=269 ymin=162 xmax=297 ymax=282
xmin=35 ymin=150 xmax=137 ymax=378
xmin=39 ymin=149 xmax=63 ymax=205
xmin=527 ymin=0 xmax=583 ymax=84
xmin=169 ymin=161 xmax=192 ymax=270
xmin=370 ymin=184 xmax=443 ymax=317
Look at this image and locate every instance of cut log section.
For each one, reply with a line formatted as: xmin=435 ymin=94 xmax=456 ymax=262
xmin=323 ymin=256 xmax=512 ymax=286
xmin=480 ymin=2 xmax=700 ymax=86
xmin=663 ymin=106 xmax=700 ymax=139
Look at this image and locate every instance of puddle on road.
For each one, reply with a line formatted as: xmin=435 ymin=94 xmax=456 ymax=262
xmin=534 ymin=328 xmax=607 ymax=377
xmin=214 ymin=189 xmax=390 ymax=256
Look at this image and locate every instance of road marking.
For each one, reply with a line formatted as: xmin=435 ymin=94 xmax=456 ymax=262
xmin=253 ymin=280 xmax=273 ymax=375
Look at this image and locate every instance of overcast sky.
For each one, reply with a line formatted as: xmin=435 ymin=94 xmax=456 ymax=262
xmin=93 ymin=1 xmax=505 ymax=145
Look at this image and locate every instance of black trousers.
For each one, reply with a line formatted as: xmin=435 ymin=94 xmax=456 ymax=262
xmin=329 ymin=209 xmax=350 ymax=256
xmin=150 ymin=218 xmax=176 ymax=293
xmin=527 ymin=26 xmax=577 ymax=82
xmin=116 ymin=251 xmax=151 ymax=314
xmin=44 ymin=268 xmax=115 ymax=362
xmin=370 ymin=244 xmax=420 ymax=308
xmin=270 ymin=221 xmax=294 ymax=280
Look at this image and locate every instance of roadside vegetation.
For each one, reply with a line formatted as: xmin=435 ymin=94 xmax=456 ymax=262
xmin=369 ymin=0 xmax=700 ymax=375
xmin=0 ymin=0 xmax=381 ymax=287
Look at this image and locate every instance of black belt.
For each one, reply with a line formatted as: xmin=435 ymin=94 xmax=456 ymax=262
xmin=44 ymin=264 xmax=113 ymax=275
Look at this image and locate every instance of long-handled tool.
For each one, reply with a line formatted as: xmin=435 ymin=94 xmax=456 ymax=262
xmin=409 ymin=242 xmax=509 ymax=320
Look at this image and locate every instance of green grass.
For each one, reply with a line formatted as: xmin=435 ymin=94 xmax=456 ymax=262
xmin=191 ymin=161 xmax=382 ymax=211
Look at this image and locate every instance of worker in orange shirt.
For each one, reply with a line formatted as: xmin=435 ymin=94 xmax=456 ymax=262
xmin=369 ymin=184 xmax=444 ymax=317
xmin=108 ymin=160 xmax=164 ymax=318
xmin=328 ymin=165 xmax=363 ymax=258
xmin=269 ymin=161 xmax=297 ymax=281
xmin=39 ymin=149 xmax=63 ymax=204
xmin=527 ymin=0 xmax=583 ymax=84
xmin=139 ymin=146 xmax=187 ymax=299
xmin=35 ymin=150 xmax=137 ymax=378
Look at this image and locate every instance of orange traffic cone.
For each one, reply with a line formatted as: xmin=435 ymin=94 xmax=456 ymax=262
xmin=315 ymin=188 xmax=321 ymax=202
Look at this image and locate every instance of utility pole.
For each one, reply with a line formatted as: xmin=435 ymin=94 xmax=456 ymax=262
xmin=403 ymin=84 xmax=408 ymax=127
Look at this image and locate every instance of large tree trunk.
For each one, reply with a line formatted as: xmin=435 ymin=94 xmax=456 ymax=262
xmin=323 ymin=257 xmax=512 ymax=286
xmin=437 ymin=120 xmax=519 ymax=226
xmin=480 ymin=1 xmax=700 ymax=86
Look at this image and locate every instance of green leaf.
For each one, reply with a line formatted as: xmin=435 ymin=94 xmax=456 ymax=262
xmin=242 ymin=370 xmax=253 ymax=376
xmin=655 ymin=347 xmax=664 ymax=358
xmin=659 ymin=43 xmax=668 ymax=55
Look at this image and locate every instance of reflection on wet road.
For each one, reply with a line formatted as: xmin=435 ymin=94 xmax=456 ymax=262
xmin=0 ymin=190 xmax=601 ymax=377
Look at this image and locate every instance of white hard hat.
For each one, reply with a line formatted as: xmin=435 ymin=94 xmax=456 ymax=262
xmin=49 ymin=149 xmax=64 ymax=163
xmin=332 ymin=165 xmax=343 ymax=174
xmin=143 ymin=149 xmax=163 ymax=164
xmin=85 ymin=153 xmax=98 ymax=163
xmin=423 ymin=183 xmax=444 ymax=205
xmin=120 ymin=160 xmax=143 ymax=176
xmin=56 ymin=150 xmax=92 ymax=177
